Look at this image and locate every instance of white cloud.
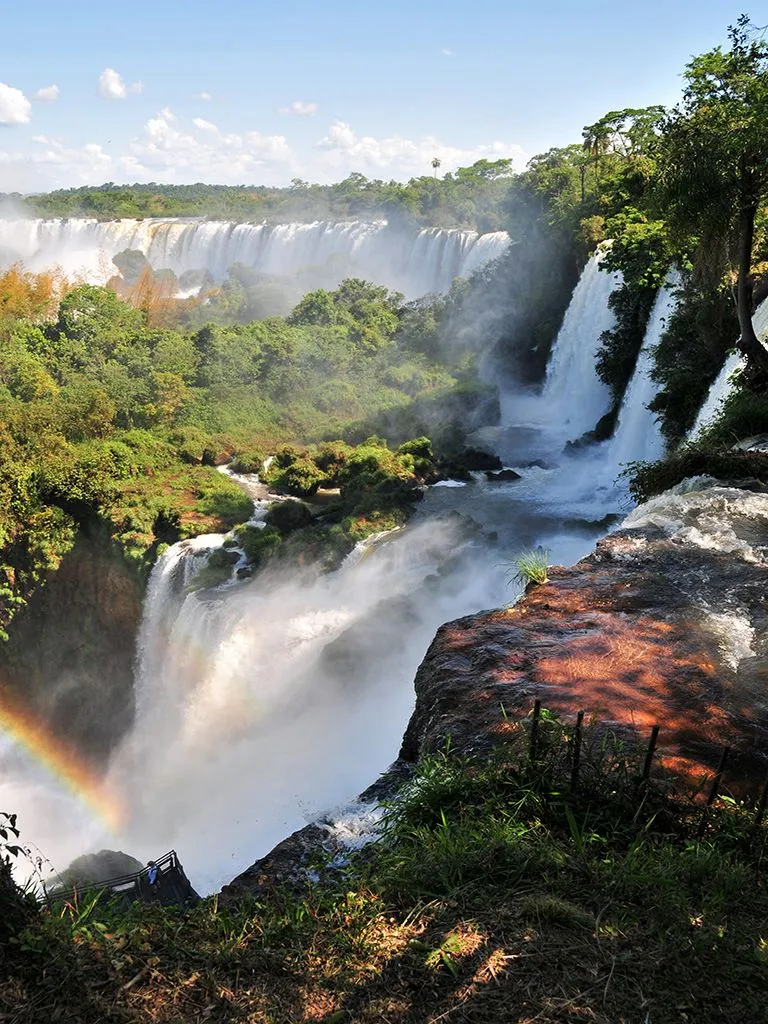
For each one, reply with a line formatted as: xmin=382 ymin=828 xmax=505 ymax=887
xmin=280 ymin=100 xmax=318 ymax=117
xmin=193 ymin=91 xmax=212 ymax=102
xmin=0 ymin=83 xmax=31 ymax=125
xmin=32 ymin=85 xmax=60 ymax=103
xmin=98 ymin=68 xmax=144 ymax=101
xmin=315 ymin=121 xmax=527 ymax=179
xmin=441 ymin=48 xmax=454 ymax=56
xmin=126 ymin=108 xmax=293 ymax=182
xmin=0 ymin=109 xmax=525 ymax=193
xmin=192 ymin=117 xmax=218 ymax=133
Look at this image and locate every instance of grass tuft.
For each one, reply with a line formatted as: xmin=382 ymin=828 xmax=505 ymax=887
xmin=506 ymin=545 xmax=549 ymax=587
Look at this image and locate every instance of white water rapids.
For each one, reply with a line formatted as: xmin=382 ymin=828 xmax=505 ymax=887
xmin=1 ymin=251 xmax=736 ymax=895
xmin=0 ymin=218 xmax=510 ymax=300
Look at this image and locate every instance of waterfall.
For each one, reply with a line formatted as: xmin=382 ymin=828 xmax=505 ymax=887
xmin=0 ymin=217 xmax=509 ymax=300
xmin=688 ymin=353 xmax=745 ymax=440
xmin=602 ymin=271 xmax=678 ymax=473
xmin=540 ymin=251 xmax=621 ymax=439
xmin=688 ymin=295 xmax=768 ymax=440
xmin=103 ymin=515 xmax=521 ymax=892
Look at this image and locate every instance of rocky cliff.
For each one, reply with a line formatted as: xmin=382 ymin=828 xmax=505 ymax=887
xmin=0 ymin=525 xmax=143 ymax=766
xmin=222 ymin=480 xmax=768 ymax=900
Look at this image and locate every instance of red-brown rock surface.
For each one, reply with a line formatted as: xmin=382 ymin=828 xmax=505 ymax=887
xmin=401 ymin=485 xmax=768 ymax=794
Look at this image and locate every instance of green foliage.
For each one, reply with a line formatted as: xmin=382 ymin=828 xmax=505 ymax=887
xmin=229 ymin=445 xmax=266 ymax=474
xmin=4 ymin=712 xmax=768 ymax=1022
xmin=596 ymin=282 xmax=658 ymax=403
xmin=232 ymin=524 xmax=282 ymax=566
xmin=264 ymin=500 xmax=313 ymax=535
xmin=263 ymin=446 xmax=326 ymax=497
xmin=655 ymin=16 xmax=768 ymax=368
xmin=21 ymin=159 xmax=518 ymax=230
xmin=506 ymin=546 xmax=550 ymax=588
xmin=649 ymin=279 xmax=738 ymax=444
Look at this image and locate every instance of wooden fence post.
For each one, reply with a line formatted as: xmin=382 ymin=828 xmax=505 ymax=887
xmin=640 ymin=725 xmax=661 ymax=786
xmin=529 ymin=700 xmax=541 ymax=762
xmin=570 ymin=711 xmax=584 ymax=792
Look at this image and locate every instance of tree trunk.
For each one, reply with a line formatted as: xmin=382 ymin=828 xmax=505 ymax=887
xmin=735 ymin=168 xmax=768 ymax=372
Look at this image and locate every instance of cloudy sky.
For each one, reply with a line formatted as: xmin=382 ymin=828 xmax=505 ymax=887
xmin=0 ymin=0 xmax=756 ymax=193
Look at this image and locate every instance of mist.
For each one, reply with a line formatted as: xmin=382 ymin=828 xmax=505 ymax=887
xmin=0 ymin=217 xmax=509 ymax=303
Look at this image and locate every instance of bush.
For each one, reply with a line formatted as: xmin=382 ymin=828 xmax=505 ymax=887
xmin=263 ymin=446 xmax=326 ymax=497
xmin=264 ymin=500 xmax=313 ymax=535
xmin=233 ymin=524 xmax=282 ymax=565
xmin=230 ymin=445 xmax=267 ymax=474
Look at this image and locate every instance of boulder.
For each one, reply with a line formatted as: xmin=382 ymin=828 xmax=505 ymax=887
xmin=485 ymin=468 xmax=522 ymax=482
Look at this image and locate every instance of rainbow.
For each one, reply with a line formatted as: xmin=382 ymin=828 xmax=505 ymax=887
xmin=0 ymin=694 xmax=125 ymax=832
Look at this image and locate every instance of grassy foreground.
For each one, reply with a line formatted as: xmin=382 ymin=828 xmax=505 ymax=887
xmin=2 ymin=716 xmax=767 ymax=1023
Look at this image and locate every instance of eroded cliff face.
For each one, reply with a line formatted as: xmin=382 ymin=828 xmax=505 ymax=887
xmin=0 ymin=525 xmax=143 ymax=765
xmin=223 ymin=482 xmax=768 ymax=899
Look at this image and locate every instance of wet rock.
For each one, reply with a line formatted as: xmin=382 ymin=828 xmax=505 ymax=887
xmin=0 ymin=525 xmax=142 ymax=766
xmin=220 ymin=761 xmax=412 ymax=903
xmin=485 ymin=469 xmax=522 ymax=482
xmin=440 ymin=448 xmax=502 ymax=479
xmin=400 ymin=485 xmax=768 ymax=796
xmin=732 ymin=434 xmax=768 ymax=454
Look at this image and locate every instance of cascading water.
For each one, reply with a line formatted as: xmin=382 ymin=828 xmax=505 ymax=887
xmin=688 ymin=294 xmax=768 ymax=439
xmin=601 ymin=270 xmax=679 ymax=474
xmin=0 ymin=218 xmax=509 ymax=300
xmin=2 ymin=238 xmax=674 ymax=896
xmin=108 ymin=518 xmax=524 ymax=892
xmin=539 ymin=251 xmax=620 ymax=439
xmin=689 ymin=353 xmax=745 ymax=440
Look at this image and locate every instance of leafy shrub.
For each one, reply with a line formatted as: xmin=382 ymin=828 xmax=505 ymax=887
xmin=264 ymin=500 xmax=313 ymax=535
xmin=230 ymin=446 xmax=267 ymax=474
xmin=233 ymin=524 xmax=282 ymax=565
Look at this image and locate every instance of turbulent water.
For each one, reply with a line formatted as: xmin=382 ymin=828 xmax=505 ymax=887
xmin=0 ymin=218 xmax=510 ymax=300
xmin=2 ymin=248 xmax=722 ymax=895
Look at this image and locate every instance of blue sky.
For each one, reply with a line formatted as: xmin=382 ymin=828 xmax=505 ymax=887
xmin=0 ymin=1 xmax=760 ymax=192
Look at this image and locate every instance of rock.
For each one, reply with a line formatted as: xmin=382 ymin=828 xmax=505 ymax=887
xmin=400 ymin=485 xmax=768 ymax=796
xmin=564 ymin=431 xmax=598 ymax=452
xmin=440 ymin=448 xmax=502 ymax=478
xmin=485 ymin=469 xmax=522 ymax=482
xmin=220 ymin=761 xmax=412 ymax=904
xmin=0 ymin=525 xmax=143 ymax=766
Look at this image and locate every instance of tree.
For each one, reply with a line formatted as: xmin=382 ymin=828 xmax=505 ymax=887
xmin=431 ymin=156 xmax=441 ymax=178
xmin=657 ymin=16 xmax=768 ymax=372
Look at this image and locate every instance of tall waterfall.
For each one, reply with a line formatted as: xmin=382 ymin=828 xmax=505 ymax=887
xmin=540 ymin=252 xmax=620 ymax=439
xmin=688 ymin=295 xmax=768 ymax=439
xmin=0 ymin=218 xmax=509 ymax=300
xmin=602 ymin=271 xmax=678 ymax=473
xmin=105 ymin=515 xmax=522 ymax=892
